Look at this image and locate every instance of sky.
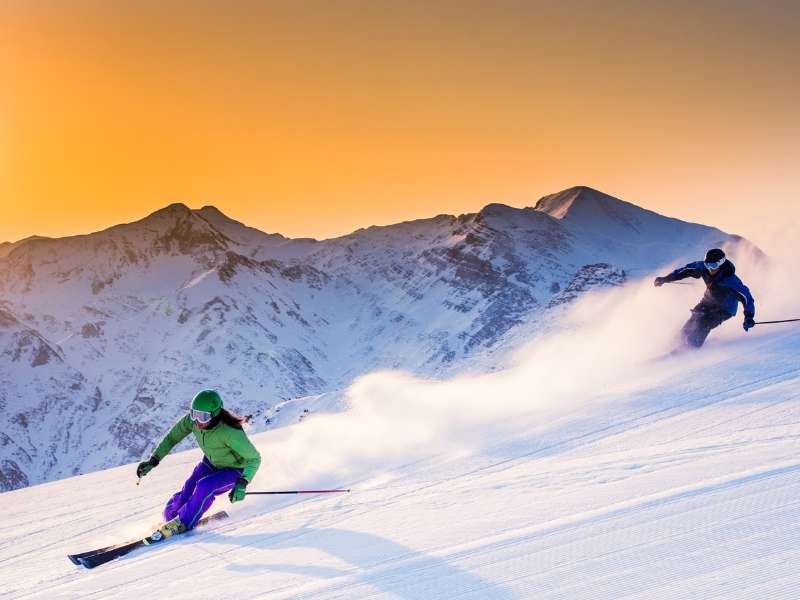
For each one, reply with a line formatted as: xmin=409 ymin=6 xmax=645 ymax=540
xmin=1 ymin=0 xmax=797 ymax=250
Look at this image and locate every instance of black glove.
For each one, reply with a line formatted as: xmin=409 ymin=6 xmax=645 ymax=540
xmin=136 ymin=455 xmax=159 ymax=478
xmin=229 ymin=477 xmax=248 ymax=503
xmin=653 ymin=277 xmax=666 ymax=287
xmin=743 ymin=312 xmax=755 ymax=332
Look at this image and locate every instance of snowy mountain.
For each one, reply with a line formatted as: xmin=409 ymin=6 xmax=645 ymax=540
xmin=0 ymin=186 xmax=754 ymax=491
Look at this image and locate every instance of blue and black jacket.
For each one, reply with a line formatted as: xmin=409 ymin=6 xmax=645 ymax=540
xmin=663 ymin=259 xmax=755 ymax=317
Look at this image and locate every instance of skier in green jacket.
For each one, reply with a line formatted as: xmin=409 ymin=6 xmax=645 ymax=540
xmin=136 ymin=390 xmax=261 ymax=539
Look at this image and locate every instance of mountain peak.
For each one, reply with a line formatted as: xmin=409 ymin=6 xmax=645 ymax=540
xmin=533 ymin=186 xmax=623 ymax=220
xmin=478 ymin=203 xmax=520 ymax=217
xmin=532 ymin=186 xmax=725 ymax=245
xmin=195 ymin=204 xmax=244 ymax=229
xmin=147 ymin=202 xmax=193 ymax=219
xmin=197 ymin=205 xmax=225 ymax=217
xmin=94 ymin=201 xmax=235 ymax=257
xmin=533 ymin=186 xmax=659 ymax=234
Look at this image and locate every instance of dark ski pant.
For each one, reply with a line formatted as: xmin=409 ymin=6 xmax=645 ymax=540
xmin=164 ymin=457 xmax=242 ymax=529
xmin=681 ymin=302 xmax=732 ymax=348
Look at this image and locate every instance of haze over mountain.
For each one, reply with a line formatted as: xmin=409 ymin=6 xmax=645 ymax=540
xmin=0 ymin=186 xmax=755 ymax=491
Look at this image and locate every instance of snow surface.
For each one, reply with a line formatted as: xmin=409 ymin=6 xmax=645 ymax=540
xmin=2 ymin=281 xmax=799 ymax=599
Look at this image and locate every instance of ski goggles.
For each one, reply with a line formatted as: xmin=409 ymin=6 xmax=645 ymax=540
xmin=191 ymin=409 xmax=214 ymax=423
xmin=704 ymin=257 xmax=726 ymax=270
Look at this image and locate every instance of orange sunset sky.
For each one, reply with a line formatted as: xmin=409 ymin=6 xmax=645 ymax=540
xmin=1 ymin=1 xmax=798 ymax=250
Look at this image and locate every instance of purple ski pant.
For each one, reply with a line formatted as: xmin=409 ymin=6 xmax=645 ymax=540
xmin=164 ymin=457 xmax=242 ymax=529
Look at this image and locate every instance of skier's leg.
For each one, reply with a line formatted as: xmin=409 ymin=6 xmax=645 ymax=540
xmin=704 ymin=308 xmax=732 ymax=339
xmin=164 ymin=458 xmax=216 ymax=521
xmin=178 ymin=467 xmax=243 ymax=529
xmin=680 ymin=307 xmax=708 ymax=348
xmin=687 ymin=317 xmax=713 ymax=347
xmin=681 ymin=305 xmax=731 ymax=348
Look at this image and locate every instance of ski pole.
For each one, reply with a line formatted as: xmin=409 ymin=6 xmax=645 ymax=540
xmin=245 ymin=489 xmax=351 ymax=495
xmin=754 ymin=318 xmax=800 ymax=325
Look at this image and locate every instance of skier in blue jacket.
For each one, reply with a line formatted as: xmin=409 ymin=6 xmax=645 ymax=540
xmin=654 ymin=248 xmax=756 ymax=348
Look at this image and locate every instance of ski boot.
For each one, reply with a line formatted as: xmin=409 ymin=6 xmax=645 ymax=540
xmin=148 ymin=515 xmax=187 ymax=543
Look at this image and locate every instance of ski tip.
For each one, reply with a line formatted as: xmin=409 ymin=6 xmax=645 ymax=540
xmin=67 ymin=555 xmax=82 ymax=566
xmin=77 ymin=557 xmax=97 ymax=569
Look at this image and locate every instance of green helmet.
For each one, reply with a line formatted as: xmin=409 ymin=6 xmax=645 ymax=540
xmin=191 ymin=389 xmax=223 ymax=421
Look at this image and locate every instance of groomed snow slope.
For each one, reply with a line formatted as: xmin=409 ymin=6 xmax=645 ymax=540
xmin=2 ymin=325 xmax=799 ymax=598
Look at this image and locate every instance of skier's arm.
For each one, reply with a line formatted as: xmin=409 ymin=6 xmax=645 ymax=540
xmin=663 ymin=261 xmax=705 ymax=283
xmin=152 ymin=414 xmax=193 ymax=461
xmin=226 ymin=428 xmax=261 ymax=482
xmin=729 ymin=276 xmax=755 ymax=316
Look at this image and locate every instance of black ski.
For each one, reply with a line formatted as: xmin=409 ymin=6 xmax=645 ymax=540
xmin=68 ymin=541 xmax=126 ymax=565
xmin=69 ymin=511 xmax=228 ymax=569
xmin=78 ymin=539 xmax=146 ymax=569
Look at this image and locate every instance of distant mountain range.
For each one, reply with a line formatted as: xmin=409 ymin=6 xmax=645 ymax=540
xmin=0 ymin=186 xmax=756 ymax=491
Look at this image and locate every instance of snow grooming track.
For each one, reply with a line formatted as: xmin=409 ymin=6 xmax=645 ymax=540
xmin=1 ymin=329 xmax=800 ymax=599
xmin=260 ymin=464 xmax=800 ymax=600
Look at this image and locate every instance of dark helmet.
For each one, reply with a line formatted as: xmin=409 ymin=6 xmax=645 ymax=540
xmin=704 ymin=248 xmax=727 ymax=270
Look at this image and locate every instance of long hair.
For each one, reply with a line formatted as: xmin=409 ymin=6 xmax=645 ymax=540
xmin=218 ymin=408 xmax=251 ymax=429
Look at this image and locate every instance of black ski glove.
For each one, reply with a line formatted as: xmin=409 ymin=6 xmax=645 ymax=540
xmin=136 ymin=455 xmax=159 ymax=478
xmin=743 ymin=312 xmax=755 ymax=332
xmin=653 ymin=277 xmax=666 ymax=287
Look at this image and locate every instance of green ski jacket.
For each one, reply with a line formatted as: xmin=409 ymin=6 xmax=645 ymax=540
xmin=153 ymin=414 xmax=261 ymax=482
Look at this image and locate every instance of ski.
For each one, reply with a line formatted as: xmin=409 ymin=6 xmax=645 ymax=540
xmin=69 ymin=510 xmax=228 ymax=569
xmin=77 ymin=539 xmax=145 ymax=569
xmin=68 ymin=540 xmax=127 ymax=565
